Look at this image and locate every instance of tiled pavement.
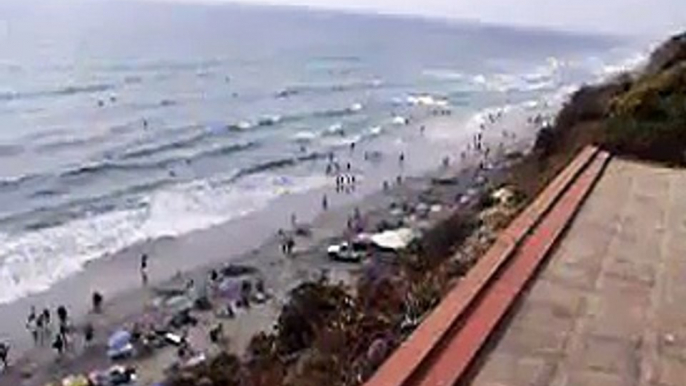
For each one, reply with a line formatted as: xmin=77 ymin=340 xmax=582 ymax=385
xmin=471 ymin=159 xmax=686 ymax=386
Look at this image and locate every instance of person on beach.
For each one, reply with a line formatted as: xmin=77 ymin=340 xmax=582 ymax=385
xmin=36 ymin=312 xmax=46 ymax=346
xmin=346 ymin=162 xmax=351 ymax=172
xmin=350 ymin=142 xmax=356 ymax=152
xmin=322 ymin=194 xmax=328 ymax=211
xmin=42 ymin=308 xmax=51 ymax=328
xmin=26 ymin=306 xmax=38 ymax=346
xmin=285 ymin=237 xmax=295 ymax=257
xmin=83 ymin=323 xmax=94 ymax=347
xmin=209 ymin=323 xmax=224 ymax=345
xmin=0 ymin=342 xmax=8 ymax=371
xmin=41 ymin=308 xmax=53 ymax=345
xmin=209 ymin=269 xmax=219 ymax=283
xmin=420 ymin=125 xmax=425 ymax=135
xmin=92 ymin=291 xmax=104 ymax=313
xmin=277 ymin=229 xmax=288 ymax=255
xmin=256 ymin=278 xmax=266 ymax=296
xmin=56 ymin=306 xmax=68 ymax=337
xmin=52 ymin=333 xmax=64 ymax=357
xmin=141 ymin=253 xmax=149 ymax=286
xmin=185 ymin=278 xmax=195 ymax=293
xmin=399 ymin=152 xmax=405 ymax=165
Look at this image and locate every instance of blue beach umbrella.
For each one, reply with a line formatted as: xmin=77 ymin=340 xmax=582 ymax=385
xmin=108 ymin=329 xmax=131 ymax=350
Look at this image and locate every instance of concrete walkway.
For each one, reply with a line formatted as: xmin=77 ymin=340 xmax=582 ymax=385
xmin=471 ymin=159 xmax=686 ymax=386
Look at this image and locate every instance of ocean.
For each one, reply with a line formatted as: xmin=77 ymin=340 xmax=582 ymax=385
xmin=0 ymin=0 xmax=647 ymax=304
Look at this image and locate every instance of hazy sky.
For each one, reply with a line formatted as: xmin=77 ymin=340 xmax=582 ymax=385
xmin=140 ymin=0 xmax=685 ymax=37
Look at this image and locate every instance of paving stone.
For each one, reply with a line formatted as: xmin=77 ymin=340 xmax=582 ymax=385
xmin=656 ymin=356 xmax=686 ymax=386
xmin=559 ymin=369 xmax=626 ymax=386
xmin=572 ymin=333 xmax=642 ymax=379
xmin=470 ymin=159 xmax=686 ymax=386
xmin=471 ymin=352 xmax=555 ymax=386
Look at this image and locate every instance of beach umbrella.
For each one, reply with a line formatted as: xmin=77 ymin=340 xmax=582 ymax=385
xmin=108 ymin=329 xmax=131 ymax=350
xmin=218 ymin=278 xmax=241 ymax=301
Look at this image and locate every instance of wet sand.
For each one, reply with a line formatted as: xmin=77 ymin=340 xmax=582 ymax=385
xmin=0 ymin=107 xmax=549 ymax=385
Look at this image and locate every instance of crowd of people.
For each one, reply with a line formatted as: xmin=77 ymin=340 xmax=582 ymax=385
xmin=21 ymin=304 xmax=76 ymax=358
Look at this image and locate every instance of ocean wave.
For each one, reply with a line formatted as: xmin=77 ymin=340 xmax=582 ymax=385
xmin=231 ymin=152 xmax=325 ymax=181
xmin=323 ymin=122 xmax=345 ymax=136
xmin=34 ymin=134 xmax=111 ymax=153
xmin=368 ymin=126 xmax=384 ymax=136
xmin=0 ymin=91 xmax=19 ymax=101
xmin=0 ymin=177 xmax=172 ymax=231
xmin=0 ymin=171 xmax=327 ymax=304
xmin=422 ymin=69 xmax=467 ymax=80
xmin=275 ymin=79 xmax=382 ymax=98
xmin=195 ymin=141 xmax=260 ymax=159
xmin=103 ymin=59 xmax=223 ymax=73
xmin=226 ymin=103 xmax=363 ymax=133
xmin=123 ymin=75 xmax=143 ymax=84
xmin=0 ymin=174 xmax=41 ymax=192
xmin=0 ymin=83 xmax=116 ymax=102
xmin=472 ymin=73 xmax=555 ymax=93
xmin=406 ymin=94 xmax=449 ymax=107
xmin=0 ymin=144 xmax=24 ymax=157
xmin=293 ymin=130 xmax=319 ymax=142
xmin=121 ymin=132 xmax=209 ymax=160
xmin=594 ymin=52 xmax=648 ymax=80
xmin=63 ymin=141 xmax=258 ymax=179
xmin=52 ymin=84 xmax=114 ymax=96
xmin=313 ymin=103 xmax=365 ymax=118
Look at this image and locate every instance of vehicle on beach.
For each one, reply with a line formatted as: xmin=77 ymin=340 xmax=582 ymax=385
xmin=327 ymin=241 xmax=368 ymax=262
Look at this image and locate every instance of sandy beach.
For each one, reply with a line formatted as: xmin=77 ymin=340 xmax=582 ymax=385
xmin=0 ymin=106 xmax=549 ymax=386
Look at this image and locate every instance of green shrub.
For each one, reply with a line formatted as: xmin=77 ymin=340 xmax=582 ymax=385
xmin=604 ymin=63 xmax=686 ymax=164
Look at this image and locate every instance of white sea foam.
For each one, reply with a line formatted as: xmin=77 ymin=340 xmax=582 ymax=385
xmin=0 ymin=173 xmax=328 ymax=304
xmin=595 ymin=52 xmax=649 ymax=79
xmin=391 ymin=116 xmax=408 ymax=125
xmin=326 ymin=123 xmax=345 ymax=135
xmin=421 ymin=69 xmax=467 ymax=80
xmin=293 ymin=130 xmax=318 ymax=142
xmin=368 ymin=126 xmax=383 ymax=136
xmin=406 ymin=94 xmax=449 ymax=107
xmin=349 ymin=102 xmax=364 ymax=112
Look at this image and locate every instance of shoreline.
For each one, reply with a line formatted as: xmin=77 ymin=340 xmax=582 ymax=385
xmin=0 ymin=104 xmax=548 ymax=385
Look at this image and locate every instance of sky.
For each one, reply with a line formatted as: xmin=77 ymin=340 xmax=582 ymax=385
xmin=140 ymin=0 xmax=686 ymax=38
